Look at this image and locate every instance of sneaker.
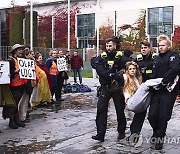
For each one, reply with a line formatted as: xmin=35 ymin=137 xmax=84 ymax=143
xmin=117 ymin=133 xmax=125 ymax=140
xmin=91 ymin=134 xmax=104 ymax=142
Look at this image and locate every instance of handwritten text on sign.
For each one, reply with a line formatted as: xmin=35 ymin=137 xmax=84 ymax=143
xmin=57 ymin=58 xmax=67 ymax=72
xmin=0 ymin=61 xmax=10 ymax=84
xmin=18 ymin=58 xmax=36 ymax=79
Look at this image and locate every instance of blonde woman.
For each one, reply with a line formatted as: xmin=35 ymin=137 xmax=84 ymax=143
xmin=123 ymin=61 xmax=142 ymax=103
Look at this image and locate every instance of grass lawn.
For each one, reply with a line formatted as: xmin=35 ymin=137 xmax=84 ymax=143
xmin=69 ymin=71 xmax=93 ymax=78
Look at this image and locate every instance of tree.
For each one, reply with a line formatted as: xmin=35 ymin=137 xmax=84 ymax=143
xmin=172 ymin=25 xmax=180 ymax=52
xmin=99 ymin=18 xmax=114 ymax=40
xmin=9 ymin=7 xmax=24 ymax=45
xmin=25 ymin=11 xmax=38 ymax=47
xmin=38 ymin=7 xmax=80 ymax=48
xmin=117 ymin=10 xmax=146 ymax=52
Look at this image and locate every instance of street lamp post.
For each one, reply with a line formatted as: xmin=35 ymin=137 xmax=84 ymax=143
xmin=68 ymin=0 xmax=70 ymax=51
xmin=52 ymin=16 xmax=55 ymax=49
xmin=96 ymin=0 xmax=100 ymax=56
xmin=30 ymin=0 xmax=33 ymax=50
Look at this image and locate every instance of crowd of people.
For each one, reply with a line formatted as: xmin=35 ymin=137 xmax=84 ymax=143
xmin=0 ymin=45 xmax=85 ymax=130
xmin=91 ymin=34 xmax=180 ymax=151
xmin=0 ymin=34 xmax=180 ymax=151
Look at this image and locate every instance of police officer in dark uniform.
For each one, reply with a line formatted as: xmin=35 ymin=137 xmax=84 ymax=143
xmin=127 ymin=40 xmax=156 ymax=141
xmin=91 ymin=38 xmax=126 ymax=142
xmin=148 ymin=35 xmax=180 ymax=150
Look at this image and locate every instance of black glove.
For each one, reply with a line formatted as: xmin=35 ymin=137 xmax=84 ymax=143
xmin=149 ymin=86 xmax=155 ymax=92
xmin=151 ymin=83 xmax=166 ymax=91
xmin=111 ymin=73 xmax=123 ymax=82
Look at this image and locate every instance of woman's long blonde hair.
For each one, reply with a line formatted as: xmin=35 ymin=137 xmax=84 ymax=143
xmin=123 ymin=61 xmax=142 ymax=96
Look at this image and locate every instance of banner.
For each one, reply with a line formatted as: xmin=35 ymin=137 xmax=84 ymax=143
xmin=18 ymin=58 xmax=36 ymax=79
xmin=0 ymin=61 xmax=10 ymax=84
xmin=57 ymin=58 xmax=68 ymax=72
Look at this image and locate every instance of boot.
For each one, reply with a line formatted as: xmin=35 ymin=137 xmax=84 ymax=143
xmin=13 ymin=115 xmax=26 ymax=127
xmin=92 ymin=134 xmax=104 ymax=142
xmin=9 ymin=118 xmax=18 ymax=129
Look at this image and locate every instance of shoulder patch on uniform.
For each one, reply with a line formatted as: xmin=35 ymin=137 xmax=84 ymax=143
xmin=101 ymin=52 xmax=107 ymax=59
xmin=115 ymin=51 xmax=122 ymax=58
xmin=137 ymin=54 xmax=143 ymax=61
xmin=170 ymin=56 xmax=175 ymax=61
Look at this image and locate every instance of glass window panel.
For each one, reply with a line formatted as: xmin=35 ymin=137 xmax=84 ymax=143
xmin=158 ymin=8 xmax=163 ymax=22
xmin=148 ymin=8 xmax=158 ymax=23
xmin=163 ymin=11 xmax=173 ymax=22
xmin=158 ymin=25 xmax=163 ymax=34
xmin=164 ymin=24 xmax=173 ymax=34
xmin=149 ymin=24 xmax=157 ymax=35
xmin=150 ymin=38 xmax=157 ymax=47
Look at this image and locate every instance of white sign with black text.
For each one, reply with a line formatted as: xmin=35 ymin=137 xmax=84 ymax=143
xmin=57 ymin=58 xmax=68 ymax=72
xmin=0 ymin=61 xmax=10 ymax=84
xmin=18 ymin=58 xmax=36 ymax=79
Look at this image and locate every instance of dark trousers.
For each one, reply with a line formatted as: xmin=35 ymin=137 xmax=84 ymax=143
xmin=51 ymin=85 xmax=59 ymax=101
xmin=148 ymin=91 xmax=176 ymax=138
xmin=96 ymin=85 xmax=126 ymax=136
xmin=130 ymin=110 xmax=147 ymax=134
xmin=10 ymin=85 xmax=24 ymax=115
xmin=72 ymin=68 xmax=82 ymax=84
xmin=57 ymin=72 xmax=65 ymax=100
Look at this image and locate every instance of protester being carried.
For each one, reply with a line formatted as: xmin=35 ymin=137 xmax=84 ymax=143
xmin=123 ymin=61 xmax=142 ymax=120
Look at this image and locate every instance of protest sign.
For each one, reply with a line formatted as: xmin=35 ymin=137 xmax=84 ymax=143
xmin=18 ymin=58 xmax=36 ymax=79
xmin=0 ymin=61 xmax=10 ymax=84
xmin=57 ymin=58 xmax=68 ymax=72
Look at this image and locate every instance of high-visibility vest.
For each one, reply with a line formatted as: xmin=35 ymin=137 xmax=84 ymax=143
xmin=9 ymin=57 xmax=28 ymax=87
xmin=49 ymin=61 xmax=58 ymax=76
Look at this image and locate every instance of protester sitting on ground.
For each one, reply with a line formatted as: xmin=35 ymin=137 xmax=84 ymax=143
xmin=123 ymin=61 xmax=142 ymax=120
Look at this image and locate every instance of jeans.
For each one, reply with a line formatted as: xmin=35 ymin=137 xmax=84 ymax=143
xmin=72 ymin=68 xmax=82 ymax=84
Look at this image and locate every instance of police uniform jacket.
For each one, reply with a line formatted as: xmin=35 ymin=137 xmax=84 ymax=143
xmin=151 ymin=50 xmax=180 ymax=87
xmin=135 ymin=53 xmax=154 ymax=82
xmin=95 ymin=50 xmax=124 ymax=86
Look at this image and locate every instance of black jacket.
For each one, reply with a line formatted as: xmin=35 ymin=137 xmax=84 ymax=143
xmin=135 ymin=53 xmax=154 ymax=82
xmin=96 ymin=51 xmax=124 ymax=85
xmin=90 ymin=57 xmax=97 ymax=69
xmin=152 ymin=51 xmax=180 ymax=85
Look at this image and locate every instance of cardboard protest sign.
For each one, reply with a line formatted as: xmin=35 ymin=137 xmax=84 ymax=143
xmin=57 ymin=58 xmax=68 ymax=72
xmin=0 ymin=61 xmax=10 ymax=84
xmin=18 ymin=58 xmax=36 ymax=79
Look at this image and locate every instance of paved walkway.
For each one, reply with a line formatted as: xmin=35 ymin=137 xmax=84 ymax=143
xmin=0 ymin=77 xmax=180 ymax=153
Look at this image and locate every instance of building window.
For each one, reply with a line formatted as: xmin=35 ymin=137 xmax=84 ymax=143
xmin=77 ymin=13 xmax=95 ymax=48
xmin=148 ymin=6 xmax=173 ymax=47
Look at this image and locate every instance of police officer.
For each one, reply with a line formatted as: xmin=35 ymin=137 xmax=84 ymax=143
xmin=148 ymin=35 xmax=180 ymax=150
xmin=128 ymin=40 xmax=155 ymax=141
xmin=91 ymin=38 xmax=126 ymax=142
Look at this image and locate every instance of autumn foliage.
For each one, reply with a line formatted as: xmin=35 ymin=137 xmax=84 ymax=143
xmin=38 ymin=7 xmax=80 ymax=48
xmin=118 ymin=10 xmax=146 ymax=52
xmin=172 ymin=25 xmax=180 ymax=52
